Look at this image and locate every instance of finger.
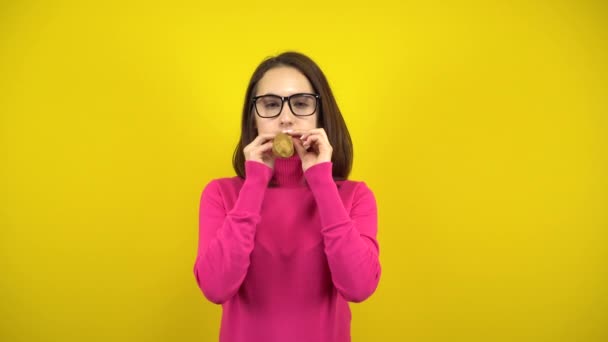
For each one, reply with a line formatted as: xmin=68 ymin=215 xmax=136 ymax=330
xmin=258 ymin=141 xmax=274 ymax=153
xmin=295 ymin=137 xmax=313 ymax=151
xmin=259 ymin=142 xmax=276 ymax=160
xmin=303 ymin=134 xmax=324 ymax=148
xmin=247 ymin=141 xmax=273 ymax=156
xmin=302 ymin=128 xmax=328 ymax=138
xmin=314 ymin=128 xmax=329 ymax=141
xmin=289 ymin=128 xmax=319 ymax=139
xmin=293 ymin=138 xmax=308 ymax=157
xmin=300 ymin=129 xmax=329 ymax=143
xmin=283 ymin=129 xmax=303 ymax=138
xmin=252 ymin=133 xmax=277 ymax=146
xmin=245 ymin=134 xmax=276 ymax=155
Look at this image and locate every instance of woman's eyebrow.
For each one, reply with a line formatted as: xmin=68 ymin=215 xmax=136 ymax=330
xmin=256 ymin=92 xmax=310 ymax=97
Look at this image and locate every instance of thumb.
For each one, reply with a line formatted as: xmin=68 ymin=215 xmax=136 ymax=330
xmin=293 ymin=138 xmax=307 ymax=158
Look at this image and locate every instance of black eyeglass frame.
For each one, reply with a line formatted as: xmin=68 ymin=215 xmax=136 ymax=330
xmin=251 ymin=93 xmax=321 ymax=118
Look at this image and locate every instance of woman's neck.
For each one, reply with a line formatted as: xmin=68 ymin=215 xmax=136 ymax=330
xmin=270 ymin=154 xmax=306 ymax=187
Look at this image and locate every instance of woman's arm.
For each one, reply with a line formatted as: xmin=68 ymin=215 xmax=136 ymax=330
xmin=193 ymin=161 xmax=272 ymax=304
xmin=304 ymin=162 xmax=381 ymax=302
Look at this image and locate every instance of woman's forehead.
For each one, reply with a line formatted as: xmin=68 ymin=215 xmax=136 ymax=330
xmin=256 ymin=67 xmax=314 ymax=96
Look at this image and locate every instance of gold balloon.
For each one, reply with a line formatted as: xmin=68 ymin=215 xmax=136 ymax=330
xmin=272 ymin=132 xmax=294 ymax=158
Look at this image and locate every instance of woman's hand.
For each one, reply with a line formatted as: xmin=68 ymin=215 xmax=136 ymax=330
xmin=288 ymin=128 xmax=333 ymax=172
xmin=243 ymin=133 xmax=277 ymax=169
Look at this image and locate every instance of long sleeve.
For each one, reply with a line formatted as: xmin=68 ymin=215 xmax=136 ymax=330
xmin=193 ymin=161 xmax=272 ymax=304
xmin=304 ymin=162 xmax=381 ymax=302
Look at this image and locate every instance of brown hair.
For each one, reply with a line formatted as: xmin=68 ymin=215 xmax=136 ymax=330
xmin=232 ymin=51 xmax=353 ymax=180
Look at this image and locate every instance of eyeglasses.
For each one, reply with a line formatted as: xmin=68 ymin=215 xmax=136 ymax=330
xmin=252 ymin=93 xmax=320 ymax=118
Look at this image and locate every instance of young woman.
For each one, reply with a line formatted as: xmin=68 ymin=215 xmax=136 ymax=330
xmin=193 ymin=51 xmax=381 ymax=342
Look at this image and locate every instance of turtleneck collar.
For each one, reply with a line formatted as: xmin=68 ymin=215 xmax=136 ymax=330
xmin=270 ymin=154 xmax=306 ymax=187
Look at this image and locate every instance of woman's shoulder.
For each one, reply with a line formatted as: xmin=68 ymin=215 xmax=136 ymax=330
xmin=200 ymin=175 xmax=244 ymax=197
xmin=212 ymin=175 xmax=245 ymax=186
xmin=336 ymin=178 xmax=374 ymax=196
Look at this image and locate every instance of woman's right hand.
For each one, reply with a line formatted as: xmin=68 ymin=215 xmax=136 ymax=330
xmin=243 ymin=133 xmax=277 ymax=169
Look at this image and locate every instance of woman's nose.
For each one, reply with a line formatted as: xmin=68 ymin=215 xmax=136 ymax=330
xmin=278 ymin=102 xmax=295 ymax=125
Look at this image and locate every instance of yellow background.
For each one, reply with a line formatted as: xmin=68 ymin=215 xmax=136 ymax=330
xmin=1 ymin=0 xmax=606 ymax=341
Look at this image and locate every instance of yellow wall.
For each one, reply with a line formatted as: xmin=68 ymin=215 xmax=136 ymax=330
xmin=1 ymin=1 xmax=606 ymax=341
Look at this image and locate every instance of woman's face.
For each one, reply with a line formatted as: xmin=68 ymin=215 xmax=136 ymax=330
xmin=253 ymin=66 xmax=318 ymax=135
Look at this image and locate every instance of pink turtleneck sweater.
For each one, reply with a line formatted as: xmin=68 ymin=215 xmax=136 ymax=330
xmin=193 ymin=155 xmax=381 ymax=342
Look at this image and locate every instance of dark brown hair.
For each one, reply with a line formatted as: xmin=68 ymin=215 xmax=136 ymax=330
xmin=232 ymin=51 xmax=353 ymax=180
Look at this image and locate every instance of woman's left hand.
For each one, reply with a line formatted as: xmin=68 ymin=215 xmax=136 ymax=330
xmin=288 ymin=128 xmax=333 ymax=172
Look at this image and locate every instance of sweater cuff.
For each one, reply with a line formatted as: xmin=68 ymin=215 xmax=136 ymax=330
xmin=303 ymin=162 xmax=334 ymax=188
xmin=244 ymin=161 xmax=273 ymax=185
xmin=304 ymin=162 xmax=351 ymax=228
xmin=231 ymin=161 xmax=272 ymax=214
